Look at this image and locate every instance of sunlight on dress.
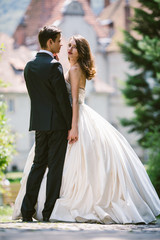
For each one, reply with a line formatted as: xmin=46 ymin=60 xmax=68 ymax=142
xmin=12 ymin=82 xmax=160 ymax=224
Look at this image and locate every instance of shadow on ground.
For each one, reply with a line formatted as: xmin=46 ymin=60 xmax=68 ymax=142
xmin=0 ymin=218 xmax=160 ymax=240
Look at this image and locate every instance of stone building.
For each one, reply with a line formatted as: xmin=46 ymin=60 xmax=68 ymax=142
xmin=0 ymin=0 xmax=144 ymax=171
xmin=98 ymin=0 xmax=143 ymax=156
xmin=0 ymin=33 xmax=33 ymax=170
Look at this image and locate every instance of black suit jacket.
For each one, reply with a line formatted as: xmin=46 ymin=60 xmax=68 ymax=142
xmin=24 ymin=52 xmax=72 ymax=131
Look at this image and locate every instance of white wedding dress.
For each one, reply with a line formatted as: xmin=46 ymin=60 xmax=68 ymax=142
xmin=13 ymin=81 xmax=160 ymax=224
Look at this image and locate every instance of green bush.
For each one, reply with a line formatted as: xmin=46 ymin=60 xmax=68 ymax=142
xmin=0 ymin=45 xmax=15 ymax=180
xmin=0 ymin=95 xmax=15 ymax=179
xmin=0 ymin=205 xmax=13 ymax=216
xmin=119 ymin=0 xmax=160 ymax=146
xmin=142 ymin=127 xmax=160 ymax=197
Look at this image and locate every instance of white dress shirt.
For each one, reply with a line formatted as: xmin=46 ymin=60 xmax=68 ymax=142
xmin=39 ymin=49 xmax=53 ymax=58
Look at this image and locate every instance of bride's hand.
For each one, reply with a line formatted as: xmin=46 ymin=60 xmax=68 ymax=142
xmin=68 ymin=126 xmax=78 ymax=144
xmin=53 ymin=53 xmax=59 ymax=61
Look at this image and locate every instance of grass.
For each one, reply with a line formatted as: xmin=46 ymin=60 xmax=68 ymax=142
xmin=0 ymin=205 xmax=13 ymax=222
xmin=0 ymin=205 xmax=13 ymax=216
xmin=5 ymin=172 xmax=23 ymax=183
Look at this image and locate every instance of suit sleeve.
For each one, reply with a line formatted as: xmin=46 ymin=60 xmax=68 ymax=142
xmin=50 ymin=62 xmax=72 ymax=130
xmin=24 ymin=62 xmax=31 ymax=98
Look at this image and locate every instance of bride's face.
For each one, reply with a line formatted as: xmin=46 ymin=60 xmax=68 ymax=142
xmin=67 ymin=38 xmax=79 ymax=60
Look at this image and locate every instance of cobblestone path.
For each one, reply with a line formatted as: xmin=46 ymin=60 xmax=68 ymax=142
xmin=0 ymin=218 xmax=160 ymax=240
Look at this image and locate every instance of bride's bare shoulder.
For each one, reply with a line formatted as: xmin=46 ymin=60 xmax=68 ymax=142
xmin=69 ymin=64 xmax=82 ymax=85
xmin=69 ymin=63 xmax=81 ymax=75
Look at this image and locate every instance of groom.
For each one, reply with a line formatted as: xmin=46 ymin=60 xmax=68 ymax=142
xmin=21 ymin=26 xmax=72 ymax=222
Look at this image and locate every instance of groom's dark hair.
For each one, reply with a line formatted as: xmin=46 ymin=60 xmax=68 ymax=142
xmin=38 ymin=25 xmax=61 ymax=48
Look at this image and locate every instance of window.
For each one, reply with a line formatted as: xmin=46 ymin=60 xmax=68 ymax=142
xmin=90 ymin=0 xmax=105 ymax=15
xmin=7 ymin=99 xmax=15 ymax=112
xmin=110 ymin=0 xmax=118 ymax=3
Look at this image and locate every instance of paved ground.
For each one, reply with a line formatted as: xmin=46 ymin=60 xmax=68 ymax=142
xmin=0 ymin=218 xmax=160 ymax=240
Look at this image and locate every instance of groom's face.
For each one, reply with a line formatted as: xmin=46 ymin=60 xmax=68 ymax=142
xmin=52 ymin=34 xmax=62 ymax=54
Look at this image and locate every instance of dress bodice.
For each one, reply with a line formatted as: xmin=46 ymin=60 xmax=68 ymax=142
xmin=65 ymin=80 xmax=85 ymax=105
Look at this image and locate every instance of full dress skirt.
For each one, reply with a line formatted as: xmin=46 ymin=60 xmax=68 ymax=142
xmin=12 ymin=88 xmax=160 ymax=224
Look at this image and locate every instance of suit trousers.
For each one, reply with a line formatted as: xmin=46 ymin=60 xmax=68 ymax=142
xmin=21 ymin=129 xmax=68 ymax=219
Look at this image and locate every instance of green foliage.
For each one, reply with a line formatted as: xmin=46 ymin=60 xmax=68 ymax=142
xmin=6 ymin=171 xmax=22 ymax=183
xmin=0 ymin=43 xmax=5 ymax=51
xmin=0 ymin=79 xmax=10 ymax=88
xmin=0 ymin=94 xmax=15 ymax=179
xmin=119 ymin=0 xmax=160 ymax=145
xmin=0 ymin=205 xmax=13 ymax=216
xmin=0 ymin=47 xmax=15 ymax=180
xmin=142 ymin=127 xmax=160 ymax=197
xmin=0 ymin=43 xmax=5 ymax=60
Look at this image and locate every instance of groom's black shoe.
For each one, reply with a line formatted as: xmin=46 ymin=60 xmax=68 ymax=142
xmin=22 ymin=217 xmax=33 ymax=222
xmin=43 ymin=217 xmax=50 ymax=222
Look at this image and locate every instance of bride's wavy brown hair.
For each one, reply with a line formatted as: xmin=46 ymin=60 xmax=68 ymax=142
xmin=70 ymin=35 xmax=96 ymax=80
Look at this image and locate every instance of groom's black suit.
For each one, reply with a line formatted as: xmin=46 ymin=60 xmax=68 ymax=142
xmin=21 ymin=52 xmax=72 ymax=220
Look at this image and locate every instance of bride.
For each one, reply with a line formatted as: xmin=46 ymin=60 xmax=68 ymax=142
xmin=13 ymin=35 xmax=160 ymax=224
